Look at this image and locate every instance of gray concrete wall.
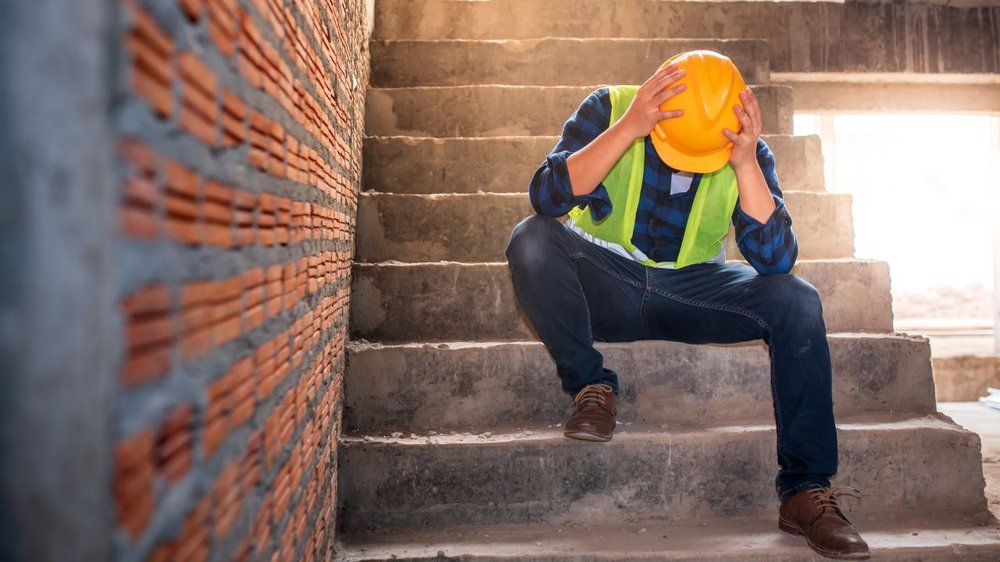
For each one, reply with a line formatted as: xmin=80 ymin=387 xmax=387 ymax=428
xmin=0 ymin=0 xmax=118 ymax=561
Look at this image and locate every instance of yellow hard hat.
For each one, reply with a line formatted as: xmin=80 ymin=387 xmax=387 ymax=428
xmin=650 ymin=50 xmax=747 ymax=173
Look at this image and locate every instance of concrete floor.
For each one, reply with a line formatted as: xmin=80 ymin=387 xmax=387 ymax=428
xmin=938 ymin=402 xmax=1000 ymax=519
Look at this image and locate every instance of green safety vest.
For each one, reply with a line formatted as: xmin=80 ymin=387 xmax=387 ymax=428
xmin=567 ymin=85 xmax=740 ymax=269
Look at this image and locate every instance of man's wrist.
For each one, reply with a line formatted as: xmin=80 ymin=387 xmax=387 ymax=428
xmin=732 ymin=158 xmax=761 ymax=175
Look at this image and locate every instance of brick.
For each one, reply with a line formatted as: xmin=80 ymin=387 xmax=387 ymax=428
xmin=215 ymin=316 xmax=240 ymax=344
xmin=203 ymin=417 xmax=228 ymax=457
xmin=179 ymin=0 xmax=203 ymax=21
xmin=181 ymin=86 xmax=216 ymax=121
xmin=122 ymin=285 xmax=170 ymax=315
xmin=125 ymin=35 xmax=173 ymax=85
xmin=204 ymin=180 xmax=233 ymax=204
xmin=121 ymin=347 xmax=171 ymax=386
xmin=208 ymin=0 xmax=237 ymax=49
xmin=126 ymin=315 xmax=173 ymax=349
xmin=163 ymin=160 xmax=199 ymax=198
xmin=131 ymin=67 xmax=173 ymax=118
xmin=165 ymin=192 xmax=198 ymax=220
xmin=178 ymin=52 xmax=218 ymax=96
xmin=181 ymin=108 xmax=217 ymax=147
xmin=121 ymin=207 xmax=159 ymax=240
xmin=115 ymin=429 xmax=156 ymax=539
xmin=179 ymin=326 xmax=213 ymax=360
xmin=161 ymin=448 xmax=192 ymax=483
xmin=180 ymin=280 xmax=217 ymax=307
xmin=218 ymin=276 xmax=243 ymax=299
xmin=120 ymin=138 xmax=158 ymax=173
xmin=128 ymin=2 xmax=173 ymax=57
xmin=166 ymin=216 xmax=200 ymax=245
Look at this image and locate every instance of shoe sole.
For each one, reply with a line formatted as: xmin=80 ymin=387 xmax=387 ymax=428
xmin=778 ymin=518 xmax=871 ymax=560
xmin=563 ymin=430 xmax=613 ymax=442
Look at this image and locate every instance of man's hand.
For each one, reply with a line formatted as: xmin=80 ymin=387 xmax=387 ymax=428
xmin=618 ymin=63 xmax=687 ymax=140
xmin=722 ymin=87 xmax=762 ymax=170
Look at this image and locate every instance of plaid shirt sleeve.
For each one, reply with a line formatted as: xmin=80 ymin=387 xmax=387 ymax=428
xmin=731 ymin=139 xmax=799 ymax=275
xmin=528 ymin=87 xmax=613 ymax=218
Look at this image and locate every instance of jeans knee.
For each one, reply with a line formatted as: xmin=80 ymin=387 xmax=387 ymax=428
xmin=764 ymin=274 xmax=824 ymax=322
xmin=505 ymin=215 xmax=564 ymax=274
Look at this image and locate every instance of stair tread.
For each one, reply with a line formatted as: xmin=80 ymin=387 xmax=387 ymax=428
xmin=348 ymin=332 xmax=926 ymax=350
xmin=340 ymin=414 xmax=965 ymax=444
xmin=336 ymin=515 xmax=1000 ymax=561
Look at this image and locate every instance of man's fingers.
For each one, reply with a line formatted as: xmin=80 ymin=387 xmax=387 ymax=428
xmin=742 ymin=89 xmax=762 ymax=128
xmin=654 ymin=82 xmax=686 ymax=105
xmin=721 ymin=128 xmax=740 ymax=143
xmin=660 ymin=109 xmax=684 ymax=120
xmin=734 ymin=103 xmax=753 ymax=131
xmin=644 ymin=63 xmax=679 ymax=86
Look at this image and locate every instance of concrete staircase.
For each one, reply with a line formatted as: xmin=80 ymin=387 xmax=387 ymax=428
xmin=336 ymin=1 xmax=1000 ymax=559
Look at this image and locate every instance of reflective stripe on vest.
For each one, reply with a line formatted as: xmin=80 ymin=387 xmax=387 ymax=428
xmin=567 ymin=85 xmax=740 ymax=269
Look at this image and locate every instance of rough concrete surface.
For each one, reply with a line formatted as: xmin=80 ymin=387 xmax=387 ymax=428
xmin=933 ymin=356 xmax=1000 ymax=402
xmin=355 ymin=191 xmax=853 ymax=262
xmin=939 ymin=402 xmax=1000 ymax=520
xmin=344 ymin=335 xmax=936 ymax=432
xmin=337 ymin=416 xmax=991 ymax=532
xmin=0 ymin=1 xmax=117 ymax=561
xmin=362 ymin=133 xmax=825 ymax=194
xmin=370 ymin=38 xmax=771 ymax=87
xmin=365 ymin=85 xmax=793 ymax=137
xmin=372 ymin=0 xmax=1000 ymax=77
xmin=349 ymin=260 xmax=894 ymax=342
xmin=784 ymin=78 xmax=1000 ymax=113
xmin=336 ymin=516 xmax=1000 ymax=561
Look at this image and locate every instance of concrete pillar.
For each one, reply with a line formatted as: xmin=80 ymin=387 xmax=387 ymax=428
xmin=0 ymin=0 xmax=117 ymax=560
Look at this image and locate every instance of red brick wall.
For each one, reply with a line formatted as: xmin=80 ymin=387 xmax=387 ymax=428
xmin=111 ymin=1 xmax=367 ymax=560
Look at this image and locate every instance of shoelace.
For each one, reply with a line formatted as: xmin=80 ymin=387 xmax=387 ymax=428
xmin=573 ymin=384 xmax=613 ymax=409
xmin=807 ymin=486 xmax=862 ymax=524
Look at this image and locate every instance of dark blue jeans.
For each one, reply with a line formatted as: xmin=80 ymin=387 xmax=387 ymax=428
xmin=505 ymin=215 xmax=837 ymax=501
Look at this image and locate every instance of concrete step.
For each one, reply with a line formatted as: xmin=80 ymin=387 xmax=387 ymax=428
xmin=344 ymin=334 xmax=936 ymax=433
xmin=337 ymin=416 xmax=992 ymax=532
xmin=365 ymin=85 xmax=793 ymax=137
xmin=349 ymin=260 xmax=893 ymax=342
xmin=370 ymin=38 xmax=770 ymax=87
xmin=336 ymin=516 xmax=1000 ymax=561
xmin=362 ymin=134 xmax=825 ymax=194
xmin=371 ymin=0 xmax=1000 ymax=77
xmin=355 ymin=191 xmax=853 ymax=263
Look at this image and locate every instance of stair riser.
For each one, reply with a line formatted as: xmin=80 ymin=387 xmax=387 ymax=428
xmin=349 ymin=261 xmax=893 ymax=342
xmin=339 ymin=545 xmax=1000 ymax=562
xmin=363 ymin=135 xmax=825 ymax=194
xmin=345 ymin=336 xmax=936 ymax=433
xmin=371 ymin=39 xmax=770 ymax=87
xmin=355 ymin=191 xmax=853 ymax=262
xmin=338 ymin=423 xmax=988 ymax=532
xmin=372 ymin=0 xmax=1000 ymax=78
xmin=365 ymin=85 xmax=793 ymax=137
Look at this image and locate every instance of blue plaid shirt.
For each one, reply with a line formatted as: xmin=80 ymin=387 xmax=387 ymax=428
xmin=528 ymin=87 xmax=798 ymax=275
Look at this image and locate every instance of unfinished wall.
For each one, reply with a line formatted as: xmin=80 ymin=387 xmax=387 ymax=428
xmin=111 ymin=0 xmax=368 ymax=559
xmin=1 ymin=0 xmax=368 ymax=560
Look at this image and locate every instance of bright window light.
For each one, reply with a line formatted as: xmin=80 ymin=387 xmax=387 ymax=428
xmin=793 ymin=113 xmax=1000 ymax=327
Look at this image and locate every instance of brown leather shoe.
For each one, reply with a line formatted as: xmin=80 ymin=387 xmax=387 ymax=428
xmin=563 ymin=383 xmax=616 ymax=442
xmin=779 ymin=486 xmax=870 ymax=560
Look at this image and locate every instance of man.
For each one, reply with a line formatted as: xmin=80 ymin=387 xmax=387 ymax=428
xmin=504 ymin=51 xmax=870 ymax=560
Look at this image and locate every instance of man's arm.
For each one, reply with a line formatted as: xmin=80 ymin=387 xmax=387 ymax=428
xmin=723 ymin=88 xmax=775 ymax=223
xmin=567 ymin=63 xmax=687 ymax=196
xmin=723 ymin=89 xmax=797 ymax=275
xmin=528 ymin=64 xmax=687 ymax=216
xmin=731 ymin=139 xmax=799 ymax=275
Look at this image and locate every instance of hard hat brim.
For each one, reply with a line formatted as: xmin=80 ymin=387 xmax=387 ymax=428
xmin=651 ymin=133 xmax=733 ymax=174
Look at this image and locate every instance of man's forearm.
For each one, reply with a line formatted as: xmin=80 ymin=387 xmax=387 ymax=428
xmin=734 ymin=160 xmax=776 ymax=223
xmin=566 ymin=120 xmax=637 ymax=197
